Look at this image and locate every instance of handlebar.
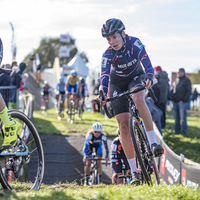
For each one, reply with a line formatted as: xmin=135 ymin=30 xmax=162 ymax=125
xmin=0 ymin=68 xmax=12 ymax=75
xmin=98 ymin=76 xmax=158 ymax=118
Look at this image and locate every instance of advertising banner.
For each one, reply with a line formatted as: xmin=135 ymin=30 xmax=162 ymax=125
xmin=60 ymin=34 xmax=70 ymax=43
xmin=59 ymin=46 xmax=70 ymax=57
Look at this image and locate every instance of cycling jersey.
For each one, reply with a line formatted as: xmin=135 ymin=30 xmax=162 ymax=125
xmin=0 ymin=38 xmax=3 ymax=65
xmin=67 ymin=75 xmax=79 ymax=86
xmin=100 ymin=35 xmax=154 ymax=95
xmin=41 ymin=86 xmax=51 ymax=96
xmin=56 ymin=82 xmax=66 ymax=93
xmin=83 ymin=132 xmax=109 ymax=158
xmin=111 ymin=137 xmax=130 ymax=173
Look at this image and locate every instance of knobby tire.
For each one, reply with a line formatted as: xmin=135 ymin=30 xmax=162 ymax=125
xmin=0 ymin=110 xmax=44 ymax=190
xmin=129 ymin=116 xmax=152 ymax=185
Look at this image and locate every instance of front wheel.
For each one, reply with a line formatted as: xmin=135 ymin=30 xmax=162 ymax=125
xmin=129 ymin=116 xmax=152 ymax=185
xmin=0 ymin=110 xmax=45 ymax=191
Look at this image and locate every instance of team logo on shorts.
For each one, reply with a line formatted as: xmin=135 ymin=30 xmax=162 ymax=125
xmin=101 ymin=57 xmax=108 ymax=68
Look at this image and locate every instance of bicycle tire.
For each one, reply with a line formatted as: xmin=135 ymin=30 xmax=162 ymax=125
xmin=129 ymin=116 xmax=152 ymax=185
xmin=0 ymin=110 xmax=45 ymax=191
xmin=94 ymin=169 xmax=98 ymax=184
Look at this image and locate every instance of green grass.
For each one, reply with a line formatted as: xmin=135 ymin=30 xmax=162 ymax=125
xmin=162 ymin=110 xmax=200 ymax=163
xmin=33 ymin=108 xmax=200 ymax=163
xmin=33 ymin=108 xmax=118 ymax=137
xmin=1 ymin=183 xmax=200 ymax=199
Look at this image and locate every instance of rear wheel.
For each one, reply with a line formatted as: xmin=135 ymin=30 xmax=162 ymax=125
xmin=0 ymin=110 xmax=44 ymax=191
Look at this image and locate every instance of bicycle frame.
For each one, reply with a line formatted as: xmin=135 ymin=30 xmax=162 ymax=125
xmin=101 ymin=85 xmax=160 ymax=185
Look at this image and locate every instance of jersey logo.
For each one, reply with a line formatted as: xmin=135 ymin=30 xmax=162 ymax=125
xmin=111 ymin=144 xmax=117 ymax=151
xmin=134 ymin=39 xmax=143 ymax=49
xmin=101 ymin=57 xmax=108 ymax=68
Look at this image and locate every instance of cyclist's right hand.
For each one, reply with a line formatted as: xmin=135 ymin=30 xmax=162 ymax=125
xmin=83 ymin=157 xmax=86 ymax=163
xmin=97 ymin=90 xmax=107 ymax=106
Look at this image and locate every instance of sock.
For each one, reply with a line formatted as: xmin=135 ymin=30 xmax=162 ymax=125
xmin=146 ymin=130 xmax=157 ymax=145
xmin=0 ymin=107 xmax=15 ymax=126
xmin=99 ymin=175 xmax=102 ymax=182
xmin=128 ymin=158 xmax=138 ymax=173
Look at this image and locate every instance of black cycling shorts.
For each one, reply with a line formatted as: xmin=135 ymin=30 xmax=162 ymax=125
xmin=111 ymin=158 xmax=130 ymax=174
xmin=109 ymin=72 xmax=144 ymax=116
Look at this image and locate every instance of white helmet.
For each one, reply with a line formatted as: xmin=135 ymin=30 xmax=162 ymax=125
xmin=92 ymin=122 xmax=103 ymax=132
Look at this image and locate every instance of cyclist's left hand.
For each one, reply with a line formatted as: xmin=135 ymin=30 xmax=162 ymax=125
xmin=142 ymin=77 xmax=152 ymax=90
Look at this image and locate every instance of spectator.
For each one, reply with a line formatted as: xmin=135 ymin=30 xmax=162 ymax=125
xmin=0 ymin=64 xmax=11 ymax=106
xmin=111 ymin=128 xmax=131 ymax=184
xmin=171 ymin=68 xmax=191 ymax=135
xmin=154 ymin=66 xmax=169 ymax=129
xmin=9 ymin=62 xmax=27 ymax=108
xmin=146 ymin=76 xmax=163 ymax=135
xmin=191 ymin=88 xmax=199 ymax=110
xmin=93 ymin=78 xmax=100 ymax=95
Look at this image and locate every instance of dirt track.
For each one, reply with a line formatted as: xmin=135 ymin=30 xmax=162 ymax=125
xmin=26 ymin=73 xmax=113 ymax=185
xmin=41 ymin=134 xmax=114 ymax=185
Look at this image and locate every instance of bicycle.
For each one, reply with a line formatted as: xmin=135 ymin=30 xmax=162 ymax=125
xmin=77 ymin=97 xmax=84 ymax=120
xmin=57 ymin=93 xmax=65 ymax=121
xmin=0 ymin=109 xmax=45 ymax=191
xmin=0 ymin=67 xmax=44 ymax=191
xmin=87 ymin=152 xmax=107 ymax=185
xmin=100 ymin=81 xmax=160 ymax=186
xmin=41 ymin=95 xmax=49 ymax=115
xmin=118 ymin=159 xmax=131 ymax=184
xmin=66 ymin=96 xmax=76 ymax=124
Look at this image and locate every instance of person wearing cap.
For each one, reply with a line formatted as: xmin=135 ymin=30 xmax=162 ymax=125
xmin=154 ymin=66 xmax=170 ymax=129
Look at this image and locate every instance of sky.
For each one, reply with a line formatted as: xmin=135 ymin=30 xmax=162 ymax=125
xmin=1 ymin=0 xmax=200 ymax=81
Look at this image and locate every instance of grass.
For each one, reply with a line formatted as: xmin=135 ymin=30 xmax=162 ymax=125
xmin=33 ymin=108 xmax=200 ymax=163
xmin=1 ymin=109 xmax=200 ymax=199
xmin=1 ymin=182 xmax=200 ymax=200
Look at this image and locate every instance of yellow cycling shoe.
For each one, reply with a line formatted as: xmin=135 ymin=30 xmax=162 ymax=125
xmin=0 ymin=120 xmax=19 ymax=152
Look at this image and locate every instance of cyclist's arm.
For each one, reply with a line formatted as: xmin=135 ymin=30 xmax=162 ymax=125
xmin=135 ymin=38 xmax=154 ymax=82
xmin=100 ymin=53 xmax=112 ymax=96
xmin=102 ymin=134 xmax=109 ymax=158
xmin=83 ymin=133 xmax=93 ymax=157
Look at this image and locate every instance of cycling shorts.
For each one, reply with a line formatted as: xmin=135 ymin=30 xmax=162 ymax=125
xmin=59 ymin=91 xmax=66 ymax=100
xmin=111 ymin=158 xmax=130 ymax=174
xmin=67 ymin=84 xmax=77 ymax=94
xmin=109 ymin=71 xmax=144 ymax=116
xmin=86 ymin=143 xmax=103 ymax=158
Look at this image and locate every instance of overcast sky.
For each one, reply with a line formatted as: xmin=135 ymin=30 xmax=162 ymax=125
xmin=1 ymin=0 xmax=200 ymax=80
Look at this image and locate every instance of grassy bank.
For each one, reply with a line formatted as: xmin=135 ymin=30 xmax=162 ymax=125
xmin=33 ymin=108 xmax=200 ymax=163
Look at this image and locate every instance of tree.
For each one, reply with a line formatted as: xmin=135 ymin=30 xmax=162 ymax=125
xmin=189 ymin=70 xmax=200 ymax=84
xmin=23 ymin=36 xmax=88 ymax=69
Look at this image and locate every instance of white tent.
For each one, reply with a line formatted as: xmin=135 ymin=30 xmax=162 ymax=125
xmin=62 ymin=53 xmax=89 ymax=77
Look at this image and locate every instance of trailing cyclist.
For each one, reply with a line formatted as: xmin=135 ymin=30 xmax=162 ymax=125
xmin=111 ymin=128 xmax=131 ymax=184
xmin=98 ymin=18 xmax=164 ymax=185
xmin=83 ymin=122 xmax=109 ymax=185
xmin=78 ymin=78 xmax=89 ymax=112
xmin=66 ymin=70 xmax=79 ymax=112
xmin=55 ymin=77 xmax=66 ymax=113
xmin=41 ymin=81 xmax=51 ymax=110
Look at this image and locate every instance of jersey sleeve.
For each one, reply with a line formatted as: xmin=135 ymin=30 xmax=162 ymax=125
xmin=0 ymin=38 xmax=3 ymax=65
xmin=82 ymin=133 xmax=92 ymax=157
xmin=101 ymin=133 xmax=109 ymax=158
xmin=100 ymin=50 xmax=112 ymax=95
xmin=134 ymin=38 xmax=154 ymax=79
